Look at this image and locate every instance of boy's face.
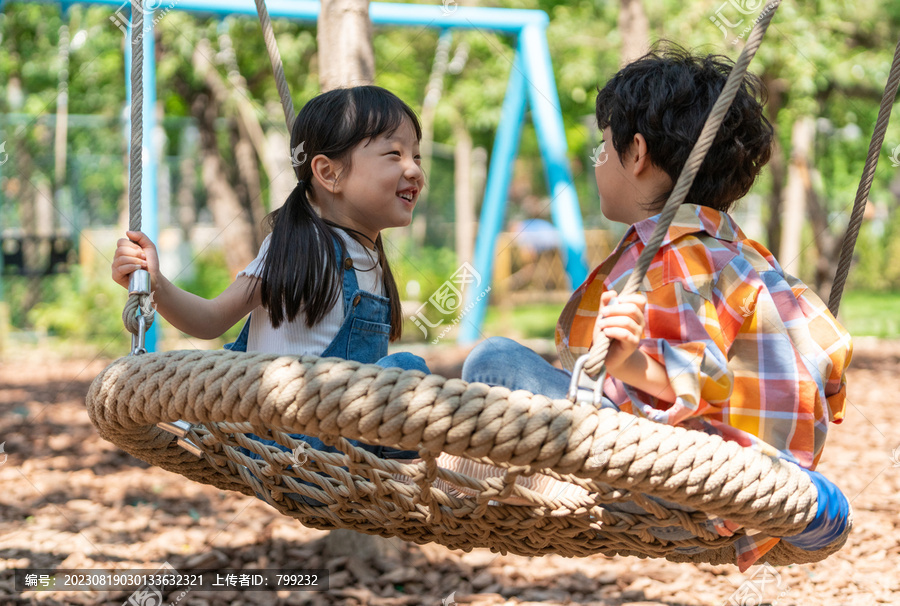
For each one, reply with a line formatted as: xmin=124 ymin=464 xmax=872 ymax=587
xmin=595 ymin=127 xmax=634 ymax=224
xmin=594 ymin=126 xmax=671 ymax=225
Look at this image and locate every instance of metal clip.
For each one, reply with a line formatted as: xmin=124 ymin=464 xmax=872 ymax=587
xmin=157 ymin=420 xmax=202 ymax=457
xmin=176 ymin=437 xmax=203 ymax=457
xmin=157 ymin=419 xmax=193 ymax=438
xmin=567 ymin=353 xmax=607 ymax=406
xmin=130 ymin=314 xmax=147 ymax=356
xmin=128 ymin=268 xmax=151 ymax=295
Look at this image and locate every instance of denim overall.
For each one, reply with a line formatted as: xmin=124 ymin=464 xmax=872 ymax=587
xmin=228 ymin=238 xmax=427 ymax=505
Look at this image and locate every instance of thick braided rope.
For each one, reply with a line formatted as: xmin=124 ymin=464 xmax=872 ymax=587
xmin=254 ymin=0 xmax=295 ymax=132
xmin=583 ymin=1 xmax=781 ymax=378
xmin=123 ymin=0 xmax=154 ymax=336
xmin=84 ymin=350 xmax=845 ymax=564
xmin=828 ymin=36 xmax=900 ymax=317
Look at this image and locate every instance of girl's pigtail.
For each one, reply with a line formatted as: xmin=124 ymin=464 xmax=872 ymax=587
xmin=260 ymin=181 xmax=341 ymax=329
xmin=376 ymin=234 xmax=403 ymax=341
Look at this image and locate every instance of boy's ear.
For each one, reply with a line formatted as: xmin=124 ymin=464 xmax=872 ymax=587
xmin=631 ymin=133 xmax=652 ymax=176
xmin=310 ymin=154 xmax=344 ymax=193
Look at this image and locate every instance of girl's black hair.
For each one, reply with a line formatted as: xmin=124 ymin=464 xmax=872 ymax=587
xmin=595 ymin=42 xmax=774 ymax=212
xmin=258 ymin=86 xmax=422 ymax=341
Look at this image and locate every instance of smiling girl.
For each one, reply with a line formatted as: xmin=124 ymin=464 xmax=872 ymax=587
xmin=112 ymin=86 xmax=430 ymax=473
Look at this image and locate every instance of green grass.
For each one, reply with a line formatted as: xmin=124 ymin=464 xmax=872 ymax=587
xmin=483 ymin=303 xmax=560 ymax=340
xmin=835 ymin=291 xmax=900 ymax=338
xmin=480 ymin=291 xmax=900 ymax=343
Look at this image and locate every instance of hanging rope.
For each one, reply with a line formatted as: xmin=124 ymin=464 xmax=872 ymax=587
xmin=123 ymin=0 xmax=155 ymax=337
xmin=583 ymin=0 xmax=783 ymax=378
xmin=253 ymin=0 xmax=294 ymax=132
xmin=828 ymin=37 xmax=900 ymax=317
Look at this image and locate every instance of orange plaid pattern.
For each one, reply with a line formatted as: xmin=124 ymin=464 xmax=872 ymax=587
xmin=555 ymin=204 xmax=852 ymax=569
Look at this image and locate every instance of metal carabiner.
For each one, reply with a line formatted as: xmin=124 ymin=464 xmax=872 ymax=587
xmin=128 ymin=269 xmax=151 ymax=356
xmin=130 ymin=314 xmax=147 ymax=356
xmin=567 ymin=353 xmax=607 ymax=406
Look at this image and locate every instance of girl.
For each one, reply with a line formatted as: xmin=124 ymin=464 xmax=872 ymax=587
xmin=112 ymin=86 xmax=430 ymax=502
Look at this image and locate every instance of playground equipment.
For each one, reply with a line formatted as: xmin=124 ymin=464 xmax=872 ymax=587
xmin=81 ymin=0 xmax=900 ymax=566
xmin=13 ymin=0 xmax=590 ymax=348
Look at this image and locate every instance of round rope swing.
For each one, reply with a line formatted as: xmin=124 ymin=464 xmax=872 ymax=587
xmin=88 ymin=0 xmax=900 ymax=566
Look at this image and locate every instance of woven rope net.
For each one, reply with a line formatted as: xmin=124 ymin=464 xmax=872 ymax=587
xmin=86 ymin=350 xmax=851 ymax=565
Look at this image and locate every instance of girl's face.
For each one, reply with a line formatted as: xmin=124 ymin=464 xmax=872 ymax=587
xmin=325 ymin=117 xmax=423 ymax=243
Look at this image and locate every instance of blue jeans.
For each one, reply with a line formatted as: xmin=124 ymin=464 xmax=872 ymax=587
xmin=461 ymin=337 xmax=712 ymax=548
xmin=462 ymin=336 xmax=617 ymax=406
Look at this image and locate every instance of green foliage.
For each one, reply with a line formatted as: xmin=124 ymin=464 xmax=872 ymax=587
xmin=389 ymin=239 xmax=459 ymax=300
xmin=23 ymin=267 xmax=126 ymax=344
xmin=172 ymin=249 xmax=234 ymax=301
xmin=4 ymin=0 xmax=900 ymax=349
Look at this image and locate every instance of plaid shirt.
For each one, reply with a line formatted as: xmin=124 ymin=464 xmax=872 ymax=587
xmin=556 ymin=204 xmax=852 ymax=569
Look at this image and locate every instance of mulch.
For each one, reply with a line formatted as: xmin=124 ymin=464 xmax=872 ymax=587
xmin=1 ymin=339 xmax=898 ymax=606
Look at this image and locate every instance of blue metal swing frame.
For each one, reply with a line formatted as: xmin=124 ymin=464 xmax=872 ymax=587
xmin=3 ymin=0 xmax=589 ymax=348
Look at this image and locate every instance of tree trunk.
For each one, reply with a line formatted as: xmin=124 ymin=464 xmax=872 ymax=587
xmin=233 ymin=119 xmax=266 ymax=247
xmin=454 ymin=122 xmax=475 ymax=268
xmin=764 ymin=75 xmax=787 ymax=257
xmin=189 ymin=42 xmax=257 ymax=276
xmin=175 ymin=128 xmax=199 ymax=284
xmin=779 ymin=116 xmax=815 ymax=278
xmin=317 ymin=0 xmax=375 ymax=90
xmin=618 ymin=0 xmax=649 ymax=65
xmin=264 ymin=124 xmax=294 ymax=212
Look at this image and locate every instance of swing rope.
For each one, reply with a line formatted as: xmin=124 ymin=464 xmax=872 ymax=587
xmin=253 ymin=0 xmax=294 ymax=132
xmin=122 ymin=1 xmax=154 ymax=338
xmin=828 ymin=36 xmax=900 ymax=316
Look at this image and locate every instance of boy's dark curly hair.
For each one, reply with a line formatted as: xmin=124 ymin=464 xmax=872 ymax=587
xmin=595 ymin=42 xmax=773 ymax=212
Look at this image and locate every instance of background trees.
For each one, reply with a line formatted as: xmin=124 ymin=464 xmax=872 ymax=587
xmin=2 ymin=0 xmax=900 ymax=337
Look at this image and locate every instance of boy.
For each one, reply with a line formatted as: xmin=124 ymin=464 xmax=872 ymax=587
xmin=461 ymin=44 xmax=852 ymax=568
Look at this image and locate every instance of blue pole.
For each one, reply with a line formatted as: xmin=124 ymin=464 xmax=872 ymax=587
xmin=520 ymin=24 xmax=588 ymax=291
xmin=124 ymin=6 xmax=158 ymax=352
xmin=458 ymin=43 xmax=528 ymax=344
xmin=23 ymin=0 xmax=549 ymax=30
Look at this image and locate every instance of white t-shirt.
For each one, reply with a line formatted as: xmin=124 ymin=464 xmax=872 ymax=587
xmin=236 ymin=229 xmax=384 ymax=356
